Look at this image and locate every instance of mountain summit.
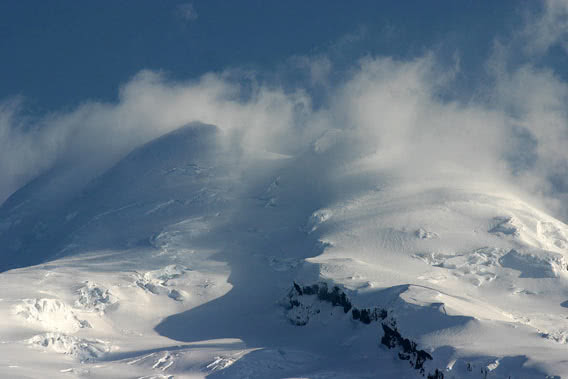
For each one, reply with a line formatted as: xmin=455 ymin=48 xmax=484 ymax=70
xmin=0 ymin=123 xmax=567 ymax=378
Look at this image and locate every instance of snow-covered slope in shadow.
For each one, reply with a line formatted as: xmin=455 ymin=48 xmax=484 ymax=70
xmin=1 ymin=123 xmax=567 ymax=378
xmin=0 ymin=122 xmax=228 ymax=271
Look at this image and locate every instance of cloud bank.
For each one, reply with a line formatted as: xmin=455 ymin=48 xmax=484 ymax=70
xmin=1 ymin=2 xmax=568 ymax=221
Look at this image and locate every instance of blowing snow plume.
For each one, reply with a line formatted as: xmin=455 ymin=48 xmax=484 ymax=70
xmin=2 ymin=52 xmax=568 ymax=222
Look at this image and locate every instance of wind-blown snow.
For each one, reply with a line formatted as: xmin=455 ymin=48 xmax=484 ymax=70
xmin=0 ymin=121 xmax=567 ymax=378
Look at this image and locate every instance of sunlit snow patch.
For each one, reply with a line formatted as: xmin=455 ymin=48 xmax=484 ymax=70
xmin=498 ymin=249 xmax=567 ymax=278
xmin=134 ymin=265 xmax=189 ymax=301
xmin=75 ymin=281 xmax=117 ymax=313
xmin=415 ymin=227 xmax=438 ymax=239
xmin=489 ymin=216 xmax=523 ymax=237
xmin=27 ymin=333 xmax=110 ymax=362
xmin=413 ymin=247 xmax=502 ymax=286
xmin=490 ymin=214 xmax=568 ymax=253
xmin=14 ymin=298 xmax=90 ymax=332
xmin=205 ymin=355 xmax=237 ymax=372
xmin=538 ymin=221 xmax=568 ymax=250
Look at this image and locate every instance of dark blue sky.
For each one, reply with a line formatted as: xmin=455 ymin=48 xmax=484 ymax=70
xmin=0 ymin=1 xmax=540 ymax=114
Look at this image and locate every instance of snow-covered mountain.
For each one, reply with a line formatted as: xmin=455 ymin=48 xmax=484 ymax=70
xmin=1 ymin=122 xmax=568 ymax=378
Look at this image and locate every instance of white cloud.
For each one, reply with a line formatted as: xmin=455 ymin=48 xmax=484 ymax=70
xmin=3 ymin=23 xmax=568 ymax=220
xmin=523 ymin=0 xmax=568 ymax=55
xmin=0 ymin=70 xmax=311 ymax=203
xmin=177 ymin=2 xmax=198 ymax=22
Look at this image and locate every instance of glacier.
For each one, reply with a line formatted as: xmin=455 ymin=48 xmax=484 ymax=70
xmin=0 ymin=122 xmax=567 ymax=378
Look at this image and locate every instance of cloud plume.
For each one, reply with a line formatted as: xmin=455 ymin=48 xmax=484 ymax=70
xmin=2 ymin=23 xmax=568 ymax=221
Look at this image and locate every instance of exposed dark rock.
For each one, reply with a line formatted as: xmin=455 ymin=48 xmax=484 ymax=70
xmin=290 ymin=282 xmax=353 ymax=313
xmin=285 ymin=282 xmax=443 ymax=378
xmin=352 ymin=307 xmax=387 ymax=324
xmin=293 ymin=282 xmax=303 ymax=295
xmin=381 ymin=324 xmax=433 ymax=374
xmin=427 ymin=369 xmax=444 ymax=379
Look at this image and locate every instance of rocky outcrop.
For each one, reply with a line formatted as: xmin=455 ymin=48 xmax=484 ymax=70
xmin=427 ymin=369 xmax=444 ymax=379
xmin=292 ymin=282 xmax=352 ymax=312
xmin=284 ymin=282 xmax=444 ymax=378
xmin=352 ymin=307 xmax=388 ymax=324
xmin=381 ymin=323 xmax=433 ymax=375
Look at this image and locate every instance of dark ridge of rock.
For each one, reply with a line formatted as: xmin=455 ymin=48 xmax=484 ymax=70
xmin=285 ymin=282 xmax=443 ymax=378
xmin=352 ymin=307 xmax=388 ymax=324
xmin=292 ymin=282 xmax=353 ymax=313
xmin=293 ymin=282 xmax=303 ymax=295
xmin=381 ymin=323 xmax=434 ymax=375
xmin=288 ymin=281 xmax=387 ymax=326
xmin=427 ymin=369 xmax=444 ymax=379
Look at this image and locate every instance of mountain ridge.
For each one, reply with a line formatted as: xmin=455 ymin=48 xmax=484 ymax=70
xmin=0 ymin=123 xmax=567 ymax=378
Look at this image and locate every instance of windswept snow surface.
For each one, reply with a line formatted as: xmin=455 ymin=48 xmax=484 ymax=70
xmin=1 ymin=123 xmax=568 ymax=378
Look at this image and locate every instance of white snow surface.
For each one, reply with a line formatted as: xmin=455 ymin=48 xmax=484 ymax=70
xmin=0 ymin=123 xmax=567 ymax=378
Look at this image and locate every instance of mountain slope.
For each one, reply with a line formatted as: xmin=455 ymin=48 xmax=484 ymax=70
xmin=1 ymin=123 xmax=567 ymax=378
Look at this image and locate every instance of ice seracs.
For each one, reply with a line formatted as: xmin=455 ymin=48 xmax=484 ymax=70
xmin=27 ymin=333 xmax=111 ymax=362
xmin=14 ymin=298 xmax=91 ymax=333
xmin=75 ymin=281 xmax=117 ymax=313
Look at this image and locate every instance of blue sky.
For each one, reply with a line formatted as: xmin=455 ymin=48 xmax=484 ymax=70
xmin=0 ymin=1 xmax=540 ymax=113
